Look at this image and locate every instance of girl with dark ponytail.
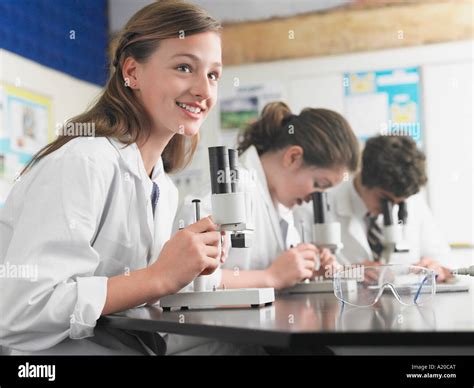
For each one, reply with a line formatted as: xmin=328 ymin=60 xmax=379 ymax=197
xmin=221 ymin=101 xmax=360 ymax=289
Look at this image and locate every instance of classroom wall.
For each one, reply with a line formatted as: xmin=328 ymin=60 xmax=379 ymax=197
xmin=0 ymin=49 xmax=102 ymax=128
xmin=0 ymin=49 xmax=103 ymax=203
xmin=175 ymin=40 xmax=473 ymax=246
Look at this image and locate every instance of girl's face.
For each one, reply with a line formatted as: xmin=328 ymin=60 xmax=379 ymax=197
xmin=132 ymin=31 xmax=222 ymax=137
xmin=269 ymin=147 xmax=347 ymax=208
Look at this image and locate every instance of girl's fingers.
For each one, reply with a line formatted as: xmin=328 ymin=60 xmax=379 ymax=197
xmin=200 ymin=257 xmax=220 ymax=275
xmin=303 ymin=258 xmax=317 ymax=270
xmin=296 ymin=243 xmax=319 ymax=253
xmin=199 ymin=231 xmax=221 ymax=245
xmin=187 ymin=216 xmax=218 ymax=233
xmin=364 ymin=268 xmax=380 ymax=283
xmin=204 ymin=245 xmax=220 ymax=259
xmin=320 ymin=248 xmax=330 ymax=257
xmin=320 ymin=254 xmax=337 ymax=269
xmin=301 ymin=268 xmax=314 ymax=280
xmin=299 ymin=249 xmax=317 ymax=260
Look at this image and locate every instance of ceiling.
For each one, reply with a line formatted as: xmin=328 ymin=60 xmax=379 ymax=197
xmin=108 ymin=0 xmax=352 ymax=32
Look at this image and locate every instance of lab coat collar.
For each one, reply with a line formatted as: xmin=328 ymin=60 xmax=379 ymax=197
xmin=149 ymin=158 xmax=164 ymax=183
xmin=240 ymin=145 xmax=286 ymax=252
xmin=107 ymin=137 xmax=165 ymax=258
xmin=240 ymin=145 xmax=274 ymax=209
xmin=107 ymin=137 xmax=164 ymax=183
xmin=348 ymin=177 xmax=369 ymax=220
xmin=107 ymin=137 xmax=144 ymax=180
xmin=334 ymin=177 xmax=359 ymax=217
xmin=334 ymin=177 xmax=372 ymax=259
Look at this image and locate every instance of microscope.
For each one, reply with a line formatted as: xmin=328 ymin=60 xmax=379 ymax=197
xmin=160 ymin=146 xmax=275 ymax=311
xmin=208 ymin=146 xmax=253 ymax=249
xmin=379 ymin=199 xmax=410 ymax=263
xmin=311 ymin=191 xmax=343 ymax=254
xmin=286 ymin=191 xmax=356 ymax=294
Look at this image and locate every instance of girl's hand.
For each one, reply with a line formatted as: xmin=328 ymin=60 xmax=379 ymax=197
xmin=415 ymin=256 xmax=453 ymax=283
xmin=313 ymin=248 xmax=343 ymax=279
xmin=265 ymin=244 xmax=318 ymax=289
xmin=359 ymin=260 xmax=383 ymax=282
xmin=148 ymin=216 xmax=221 ymax=297
xmin=219 ymin=231 xmax=229 ymax=265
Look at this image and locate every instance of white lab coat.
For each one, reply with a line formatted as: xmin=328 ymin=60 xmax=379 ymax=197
xmin=293 ymin=177 xmax=451 ymax=266
xmin=0 ymin=137 xmax=178 ymax=355
xmin=175 ymin=145 xmax=297 ymax=274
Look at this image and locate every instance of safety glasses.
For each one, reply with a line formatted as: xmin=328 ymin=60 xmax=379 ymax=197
xmin=333 ymin=265 xmax=437 ymax=307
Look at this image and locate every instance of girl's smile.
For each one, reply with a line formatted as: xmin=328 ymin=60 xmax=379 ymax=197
xmin=126 ymin=31 xmax=222 ymax=138
xmin=176 ymin=101 xmax=206 ymax=120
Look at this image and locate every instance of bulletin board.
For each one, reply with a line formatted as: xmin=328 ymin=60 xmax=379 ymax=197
xmin=0 ymin=83 xmax=54 ymax=207
xmin=343 ymin=67 xmax=422 ymax=144
xmin=219 ymin=82 xmax=284 ymax=148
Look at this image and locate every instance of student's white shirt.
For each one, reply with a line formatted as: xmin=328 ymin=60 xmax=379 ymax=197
xmin=0 ymin=137 xmax=178 ymax=354
xmin=293 ymin=177 xmax=451 ymax=266
xmin=278 ymin=203 xmax=301 ymax=250
xmin=175 ymin=145 xmax=300 ymax=274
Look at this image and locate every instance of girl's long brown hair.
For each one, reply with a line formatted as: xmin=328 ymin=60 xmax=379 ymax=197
xmin=238 ymin=101 xmax=360 ymax=172
xmin=21 ymin=0 xmax=221 ymax=175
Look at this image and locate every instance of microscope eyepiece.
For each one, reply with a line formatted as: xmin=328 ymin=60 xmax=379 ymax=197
xmin=312 ymin=191 xmax=328 ymax=224
xmin=192 ymin=198 xmax=201 ymax=221
xmin=381 ymin=198 xmax=394 ymax=226
xmin=398 ymin=201 xmax=408 ymax=224
xmin=228 ymin=148 xmax=239 ymax=193
xmin=208 ymin=146 xmax=231 ymax=194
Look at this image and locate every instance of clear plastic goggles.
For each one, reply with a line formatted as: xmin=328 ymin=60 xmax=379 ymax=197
xmin=333 ymin=265 xmax=437 ymax=307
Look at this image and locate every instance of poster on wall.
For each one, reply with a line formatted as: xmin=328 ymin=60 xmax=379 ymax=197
xmin=219 ymin=82 xmax=284 ymax=148
xmin=343 ymin=67 xmax=422 ymax=144
xmin=0 ymin=83 xmax=53 ymax=207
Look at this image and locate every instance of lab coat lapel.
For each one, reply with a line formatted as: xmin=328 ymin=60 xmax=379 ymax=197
xmin=241 ymin=146 xmax=285 ymax=252
xmin=107 ymin=138 xmax=154 ymax=254
xmin=347 ymin=217 xmax=371 ymax=259
xmin=334 ymin=180 xmax=372 ymax=260
xmin=150 ymin=159 xmax=174 ymax=263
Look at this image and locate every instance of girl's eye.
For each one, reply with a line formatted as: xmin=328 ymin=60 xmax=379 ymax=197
xmin=177 ymin=64 xmax=191 ymax=73
xmin=208 ymin=72 xmax=219 ymax=81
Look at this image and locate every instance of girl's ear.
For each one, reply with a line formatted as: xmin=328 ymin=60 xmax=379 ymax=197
xmin=283 ymin=145 xmax=304 ymax=168
xmin=122 ymin=57 xmax=140 ymax=89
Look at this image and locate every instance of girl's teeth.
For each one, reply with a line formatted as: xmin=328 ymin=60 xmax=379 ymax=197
xmin=178 ymin=102 xmax=201 ymax=114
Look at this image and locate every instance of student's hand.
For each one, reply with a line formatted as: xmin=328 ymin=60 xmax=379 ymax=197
xmin=313 ymin=248 xmax=343 ymax=279
xmin=265 ymin=244 xmax=318 ymax=289
xmin=359 ymin=260 xmax=384 ymax=283
xmin=149 ymin=216 xmax=221 ymax=296
xmin=219 ymin=231 xmax=229 ymax=265
xmin=415 ymin=256 xmax=453 ymax=283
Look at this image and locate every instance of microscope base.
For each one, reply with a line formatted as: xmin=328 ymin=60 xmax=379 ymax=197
xmin=160 ymin=288 xmax=275 ymax=311
xmin=282 ymin=279 xmax=357 ymax=294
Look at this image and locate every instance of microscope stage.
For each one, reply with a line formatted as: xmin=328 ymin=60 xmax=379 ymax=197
xmin=160 ymin=288 xmax=275 ymax=311
xmin=282 ymin=279 xmax=357 ymax=294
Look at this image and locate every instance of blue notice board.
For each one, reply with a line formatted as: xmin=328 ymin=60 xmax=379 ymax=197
xmin=343 ymin=67 xmax=422 ymax=145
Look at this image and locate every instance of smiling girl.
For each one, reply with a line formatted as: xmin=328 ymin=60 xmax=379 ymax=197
xmin=0 ymin=1 xmax=225 ymax=355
